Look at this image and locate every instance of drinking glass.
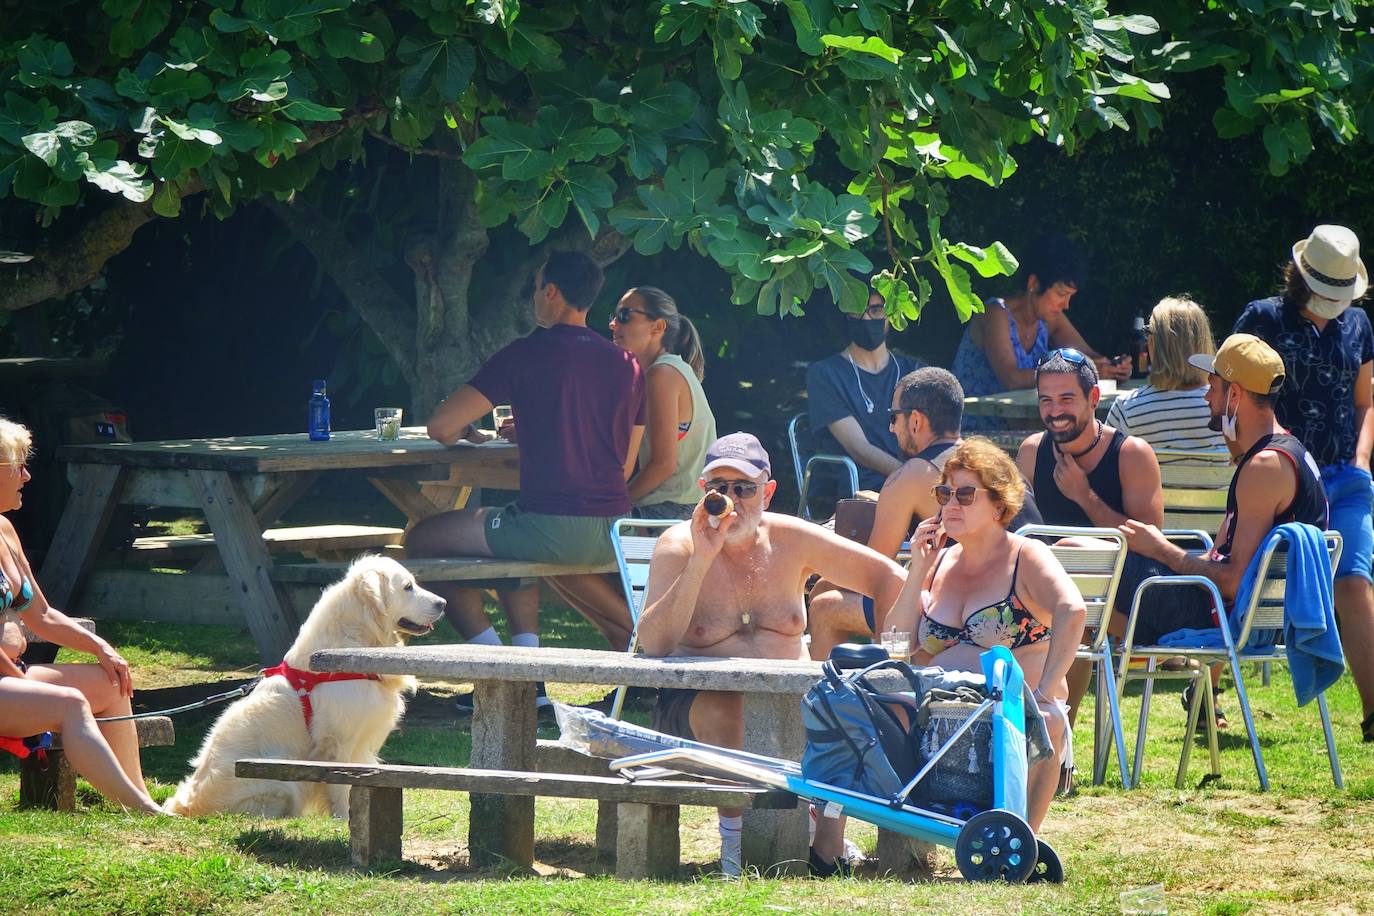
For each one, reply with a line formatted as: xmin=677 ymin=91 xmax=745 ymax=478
xmin=374 ymin=407 xmax=403 ymax=441
xmin=492 ymin=404 xmax=514 ymax=429
xmin=880 ymin=627 xmax=911 ymax=661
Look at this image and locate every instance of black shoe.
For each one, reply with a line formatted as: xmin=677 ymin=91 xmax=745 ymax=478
xmin=1362 ymin=712 xmax=1374 ymax=743
xmin=808 ymin=846 xmax=853 ymax=878
xmin=586 ymin=685 xmax=658 ymax=713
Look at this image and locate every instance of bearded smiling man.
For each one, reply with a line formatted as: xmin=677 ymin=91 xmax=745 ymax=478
xmin=1015 ymin=348 xmax=1163 ymax=531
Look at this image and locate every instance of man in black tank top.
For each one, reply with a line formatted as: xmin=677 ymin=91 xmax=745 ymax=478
xmin=1014 ymin=349 xmax=1163 ymax=529
xmin=1112 ymin=334 xmax=1329 ymax=647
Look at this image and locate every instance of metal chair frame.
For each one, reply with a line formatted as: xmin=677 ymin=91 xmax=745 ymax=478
xmin=607 ymin=518 xmax=679 ymax=719
xmin=787 ymin=413 xmax=860 ymax=521
xmin=1117 ymin=529 xmax=1344 ymax=791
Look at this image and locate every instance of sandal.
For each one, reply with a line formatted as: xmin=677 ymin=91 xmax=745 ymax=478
xmin=1181 ymin=683 xmax=1229 ymax=732
xmin=1362 ymin=712 xmax=1374 ymax=744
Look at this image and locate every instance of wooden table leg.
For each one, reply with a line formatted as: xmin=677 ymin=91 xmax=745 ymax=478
xmin=38 ymin=464 xmax=125 ymax=609
xmin=468 ymin=679 xmax=537 ymax=869
xmin=368 ymin=477 xmax=448 ymax=526
xmin=742 ymin=692 xmax=809 ymax=876
xmin=193 ymin=470 xmax=298 ymax=664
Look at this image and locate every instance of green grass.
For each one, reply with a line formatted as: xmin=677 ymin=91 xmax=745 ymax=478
xmin=3 ymin=605 xmax=1374 ymax=914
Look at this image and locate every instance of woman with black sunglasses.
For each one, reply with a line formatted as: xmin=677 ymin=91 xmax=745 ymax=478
xmin=608 ymin=287 xmax=717 ymax=520
xmin=884 ymin=437 xmax=1086 ymax=832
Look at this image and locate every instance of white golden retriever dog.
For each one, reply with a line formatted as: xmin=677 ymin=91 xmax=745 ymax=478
xmin=164 ymin=555 xmax=446 ymax=817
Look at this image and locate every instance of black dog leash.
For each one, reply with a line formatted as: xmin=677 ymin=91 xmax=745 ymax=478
xmin=93 ymin=676 xmax=262 ymax=723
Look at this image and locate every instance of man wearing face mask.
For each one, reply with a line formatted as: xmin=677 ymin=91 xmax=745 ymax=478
xmin=1234 ymin=225 xmax=1374 ymax=740
xmin=805 ymin=289 xmax=921 ymax=492
xmin=1111 ymin=334 xmax=1328 ymax=654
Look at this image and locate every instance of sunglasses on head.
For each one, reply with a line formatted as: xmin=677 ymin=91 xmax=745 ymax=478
xmin=932 ymin=484 xmax=988 ymax=507
xmin=706 ymin=479 xmax=761 ymax=499
xmin=1037 ymin=347 xmax=1090 ymax=370
xmin=613 ymin=306 xmax=652 ymax=324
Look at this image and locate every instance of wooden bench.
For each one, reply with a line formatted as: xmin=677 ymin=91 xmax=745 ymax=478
xmin=19 ymin=716 xmax=175 ymax=810
xmin=237 ymin=758 xmax=795 ymax=877
xmin=128 ymin=524 xmax=405 ymax=563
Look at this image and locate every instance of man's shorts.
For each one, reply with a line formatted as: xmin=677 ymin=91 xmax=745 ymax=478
xmin=651 ymin=687 xmax=699 ymax=740
xmin=1322 ymin=463 xmax=1374 ymax=582
xmin=632 ymin=501 xmax=694 ymax=521
xmin=1115 ymin=551 xmax=1216 ymax=646
xmin=861 ymin=595 xmax=876 ymax=633
xmin=482 ymin=503 xmax=620 ymax=567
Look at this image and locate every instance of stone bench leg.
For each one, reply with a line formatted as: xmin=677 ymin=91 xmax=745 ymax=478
xmin=742 ymin=692 xmax=809 ymax=876
xmin=350 ymin=786 xmax=403 ymax=867
xmin=615 ymin=802 xmax=680 ymax=879
xmin=468 ymin=680 xmax=536 ymax=868
xmin=18 ymin=750 xmax=76 ymax=811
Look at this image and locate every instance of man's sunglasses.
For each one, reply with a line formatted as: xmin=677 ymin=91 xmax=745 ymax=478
xmin=706 ymin=480 xmax=761 ymax=499
xmin=932 ymin=484 xmax=988 ymax=507
xmin=1037 ymin=347 xmax=1090 ymax=370
xmin=613 ymin=306 xmax=652 ymax=324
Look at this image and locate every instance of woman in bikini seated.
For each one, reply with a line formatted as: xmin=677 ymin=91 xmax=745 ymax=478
xmin=885 ymin=437 xmax=1085 ymax=832
xmin=0 ymin=418 xmax=160 ymax=813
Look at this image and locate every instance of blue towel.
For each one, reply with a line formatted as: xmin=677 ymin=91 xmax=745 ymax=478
xmin=1157 ymin=523 xmax=1342 ymax=706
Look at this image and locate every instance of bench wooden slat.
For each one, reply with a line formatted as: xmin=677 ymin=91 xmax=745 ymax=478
xmin=129 ymin=524 xmax=404 ymax=555
xmin=20 ymin=716 xmax=175 ymax=811
xmin=235 ymin=759 xmax=795 ymax=809
xmin=271 ymin=556 xmax=617 ymax=584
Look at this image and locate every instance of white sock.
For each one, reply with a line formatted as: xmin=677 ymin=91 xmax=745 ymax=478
xmin=468 ymin=627 xmax=502 ymax=646
xmin=511 ymin=632 xmax=540 ymax=649
xmin=719 ymin=815 xmax=743 ymax=878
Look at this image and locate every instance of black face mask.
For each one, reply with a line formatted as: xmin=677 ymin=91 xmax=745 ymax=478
xmin=846 ymin=317 xmax=887 ymax=351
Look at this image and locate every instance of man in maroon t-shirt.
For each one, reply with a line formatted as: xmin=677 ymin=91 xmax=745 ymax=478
xmin=406 ymin=251 xmax=645 ymax=714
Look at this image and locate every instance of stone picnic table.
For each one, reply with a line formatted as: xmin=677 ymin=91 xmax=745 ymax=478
xmin=310 ymin=643 xmax=922 ymax=876
xmin=42 ymin=428 xmax=518 ymax=663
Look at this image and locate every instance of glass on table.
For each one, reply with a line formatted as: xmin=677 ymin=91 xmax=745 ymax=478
xmin=880 ymin=626 xmax=910 ymax=661
xmin=491 ymin=404 xmax=514 ymax=429
xmin=374 ymin=407 xmax=403 ymax=441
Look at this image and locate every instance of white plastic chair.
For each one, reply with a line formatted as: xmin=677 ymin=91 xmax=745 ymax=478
xmin=607 ymin=518 xmax=679 ymax=719
xmin=1117 ymin=528 xmax=1344 ymax=790
xmin=1015 ymin=525 xmax=1132 ymax=787
xmin=1155 ymin=448 xmax=1232 ymax=548
xmin=787 ymin=413 xmax=859 ymax=521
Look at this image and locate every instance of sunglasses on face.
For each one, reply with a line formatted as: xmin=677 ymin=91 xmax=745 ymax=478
xmin=706 ymin=480 xmax=761 ymax=499
xmin=613 ymin=306 xmax=652 ymax=324
xmin=932 ymin=484 xmax=989 ymax=507
xmin=887 ymin=407 xmax=912 ymax=421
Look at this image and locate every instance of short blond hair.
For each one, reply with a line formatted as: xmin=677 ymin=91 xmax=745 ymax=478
xmin=0 ymin=418 xmax=31 ymax=468
xmin=1148 ymin=296 xmax=1215 ymax=390
xmin=941 ymin=437 xmax=1025 ymax=527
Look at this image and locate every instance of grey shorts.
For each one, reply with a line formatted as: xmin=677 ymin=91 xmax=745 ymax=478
xmin=651 ymin=687 xmax=700 ymax=740
xmin=632 ymin=501 xmax=695 ymax=521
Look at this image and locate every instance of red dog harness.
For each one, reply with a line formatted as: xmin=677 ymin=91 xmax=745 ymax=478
xmin=262 ymin=661 xmax=379 ymax=729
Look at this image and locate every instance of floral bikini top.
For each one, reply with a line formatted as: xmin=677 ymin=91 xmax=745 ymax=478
xmin=917 ymin=546 xmax=1050 ymax=655
xmin=1 ymin=540 xmax=34 ymax=613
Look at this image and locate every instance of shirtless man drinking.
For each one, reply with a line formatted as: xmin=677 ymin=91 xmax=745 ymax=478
xmin=636 ymin=432 xmax=906 ymax=877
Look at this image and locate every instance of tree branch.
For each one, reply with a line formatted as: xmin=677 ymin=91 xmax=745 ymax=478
xmin=0 ymin=197 xmax=160 ymax=313
xmin=259 ymin=195 xmax=419 ymax=381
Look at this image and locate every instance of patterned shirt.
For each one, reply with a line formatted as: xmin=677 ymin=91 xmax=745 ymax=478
xmin=1105 ymin=383 xmax=1227 ymax=456
xmin=1234 ymin=296 xmax=1374 ymax=468
xmin=951 ymin=297 xmax=1050 ymax=397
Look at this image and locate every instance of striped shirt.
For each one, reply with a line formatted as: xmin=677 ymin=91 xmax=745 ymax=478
xmin=1105 ymin=383 xmax=1227 ymax=455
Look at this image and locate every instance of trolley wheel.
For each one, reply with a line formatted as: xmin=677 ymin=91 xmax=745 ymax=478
xmin=1026 ymin=838 xmax=1064 ymax=884
xmin=954 ymin=809 xmax=1038 ymax=882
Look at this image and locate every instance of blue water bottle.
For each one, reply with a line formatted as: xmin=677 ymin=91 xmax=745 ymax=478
xmin=308 ymin=379 xmax=331 ymax=441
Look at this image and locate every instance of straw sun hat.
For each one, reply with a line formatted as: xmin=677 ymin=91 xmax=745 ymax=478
xmin=1292 ymin=224 xmax=1368 ymax=301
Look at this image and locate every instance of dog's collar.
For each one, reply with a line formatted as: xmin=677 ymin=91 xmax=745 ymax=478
xmin=262 ymin=661 xmax=380 ymax=729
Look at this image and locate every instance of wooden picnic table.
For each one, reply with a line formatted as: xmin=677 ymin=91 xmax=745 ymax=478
xmin=310 ymin=644 xmax=916 ymax=876
xmin=42 ymin=428 xmax=518 ymax=663
xmin=963 ymin=380 xmax=1144 ymax=423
